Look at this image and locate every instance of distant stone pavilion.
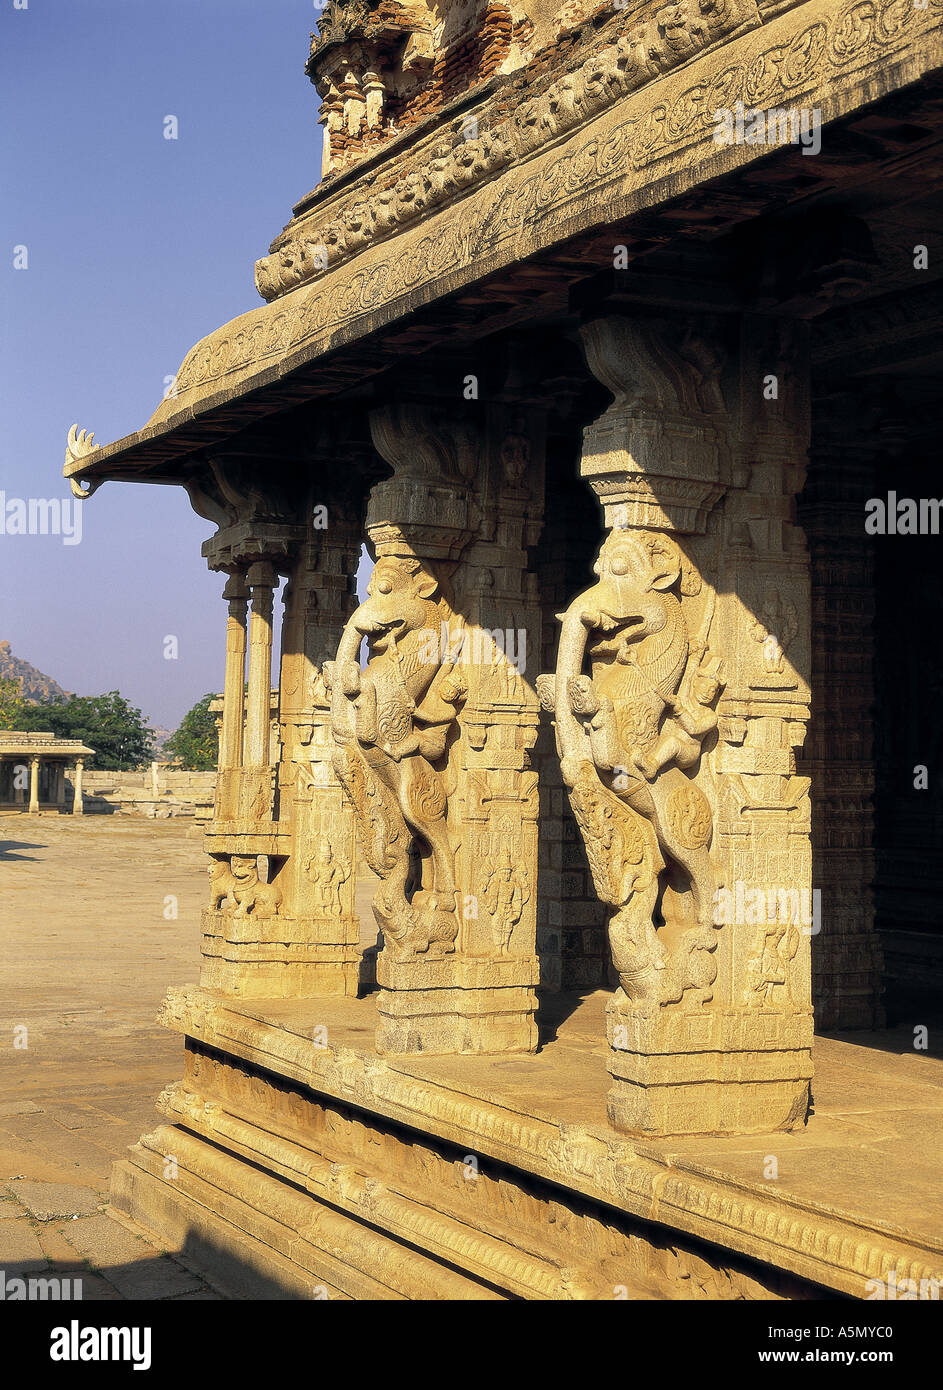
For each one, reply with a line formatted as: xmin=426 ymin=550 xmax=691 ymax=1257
xmin=0 ymin=731 xmax=93 ymax=814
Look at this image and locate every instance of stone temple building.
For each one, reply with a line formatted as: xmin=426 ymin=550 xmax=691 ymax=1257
xmin=65 ymin=1 xmax=942 ymax=1298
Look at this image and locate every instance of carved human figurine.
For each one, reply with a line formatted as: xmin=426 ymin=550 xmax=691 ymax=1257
xmin=542 ymin=528 xmax=723 ymax=1007
xmin=306 ymin=836 xmax=350 ymax=916
xmin=325 ymin=552 xmax=466 ymax=958
xmin=747 ymin=922 xmax=801 ymax=1006
xmin=483 ymin=845 xmax=529 ymax=954
xmin=750 ymin=593 xmax=798 ymax=676
xmin=633 ymin=654 xmax=724 ymax=779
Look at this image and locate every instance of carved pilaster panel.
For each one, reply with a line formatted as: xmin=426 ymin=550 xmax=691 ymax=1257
xmin=190 ymin=449 xmax=367 ymax=998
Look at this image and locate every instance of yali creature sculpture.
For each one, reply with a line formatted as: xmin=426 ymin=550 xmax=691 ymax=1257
xmin=540 ymin=528 xmax=724 ymax=1007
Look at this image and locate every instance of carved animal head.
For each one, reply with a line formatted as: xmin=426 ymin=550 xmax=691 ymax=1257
xmin=580 ymin=530 xmax=682 ymax=634
xmin=355 ymin=556 xmax=445 ymax=656
xmin=616 ymin=31 xmax=651 ymax=85
xmin=255 ymin=256 xmax=276 ymax=298
xmin=341 ymin=205 xmax=371 ymax=249
xmin=398 ymin=172 xmax=426 ymax=211
xmin=324 ymin=221 xmax=346 ymax=254
xmin=230 ymin=855 xmax=259 ymax=885
xmin=653 ymin=3 xmax=691 ymax=55
xmin=553 ymin=531 xmax=690 ymax=758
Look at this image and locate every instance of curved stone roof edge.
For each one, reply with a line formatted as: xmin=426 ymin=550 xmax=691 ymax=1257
xmin=63 ymin=1 xmax=943 ymax=490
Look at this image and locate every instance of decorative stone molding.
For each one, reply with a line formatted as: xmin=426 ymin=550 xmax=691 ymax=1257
xmin=149 ymin=986 xmax=943 ymax=1299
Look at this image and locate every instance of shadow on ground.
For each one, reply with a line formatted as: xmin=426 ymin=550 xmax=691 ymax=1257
xmin=0 ymin=840 xmax=44 ymax=860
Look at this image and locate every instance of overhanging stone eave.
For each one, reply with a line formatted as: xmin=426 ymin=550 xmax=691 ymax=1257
xmin=0 ymin=737 xmax=95 ymax=757
xmin=63 ymin=12 xmax=943 ymax=491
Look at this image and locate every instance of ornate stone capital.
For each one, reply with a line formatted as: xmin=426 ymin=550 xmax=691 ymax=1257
xmin=221 ymin=573 xmax=249 ymax=605
xmin=578 ymin=316 xmax=728 ymax=534
xmin=367 ymin=404 xmax=478 ymax=560
xmin=183 ymin=455 xmax=306 ymax=573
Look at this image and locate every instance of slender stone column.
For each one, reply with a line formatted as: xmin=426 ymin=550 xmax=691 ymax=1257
xmin=245 ymin=562 xmax=276 ymax=764
xmin=193 ymin=474 xmax=305 ymax=997
xmin=241 ymin=561 xmax=277 ymax=821
xmin=73 ymin=759 xmax=84 ymax=816
xmin=56 ymin=765 xmax=66 ymax=809
xmin=220 ymin=575 xmax=249 ymax=767
xmin=28 ymin=757 xmax=40 ymax=815
xmin=546 ymin=313 xmax=813 ymax=1136
xmin=216 ymin=573 xmax=248 ymax=821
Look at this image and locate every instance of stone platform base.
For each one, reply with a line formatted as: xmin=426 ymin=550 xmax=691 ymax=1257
xmin=201 ymin=909 xmax=361 ymax=999
xmin=109 ymin=986 xmax=943 ymax=1300
xmin=375 ymin=954 xmax=540 ymax=1055
xmin=606 ymin=996 xmax=813 ymax=1136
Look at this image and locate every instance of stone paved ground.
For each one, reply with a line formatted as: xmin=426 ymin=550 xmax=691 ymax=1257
xmin=0 ymin=814 xmax=223 ymax=1299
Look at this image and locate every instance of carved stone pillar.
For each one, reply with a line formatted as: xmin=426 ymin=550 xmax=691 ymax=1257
xmin=318 ymin=87 xmax=344 ymax=178
xmin=194 ymin=447 xmax=369 ymax=999
xmin=327 ymin=404 xmax=544 ymax=1053
xmin=72 ymin=758 xmax=84 ymax=816
xmin=544 ymin=315 xmax=813 ymax=1136
xmin=341 ymin=71 xmax=366 ymax=138
xmin=215 ymin=573 xmax=248 ymax=822
xmin=363 ymin=71 xmax=385 ymax=130
xmin=192 ymin=461 xmax=305 ymax=997
xmin=799 ymin=396 xmax=885 ymax=1030
xmin=28 ymin=756 xmax=40 ymax=815
xmin=274 ymin=495 xmax=364 ymax=996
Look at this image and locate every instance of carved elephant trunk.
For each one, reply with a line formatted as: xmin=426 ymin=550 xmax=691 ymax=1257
xmin=553 ymin=591 xmax=600 ymax=777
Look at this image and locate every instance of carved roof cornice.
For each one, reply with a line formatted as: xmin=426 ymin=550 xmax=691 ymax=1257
xmin=0 ymin=733 xmax=95 ymax=758
xmin=63 ymin=0 xmax=943 ymax=492
xmin=258 ymin=0 xmax=765 ymax=303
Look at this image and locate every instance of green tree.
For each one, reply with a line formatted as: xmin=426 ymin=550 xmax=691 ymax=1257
xmin=17 ymin=691 xmax=155 ymax=770
xmin=164 ymin=693 xmax=219 ymax=771
xmin=0 ymin=677 xmax=26 ymax=730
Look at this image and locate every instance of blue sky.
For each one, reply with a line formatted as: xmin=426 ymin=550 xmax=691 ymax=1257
xmin=1 ymin=0 xmax=336 ymax=728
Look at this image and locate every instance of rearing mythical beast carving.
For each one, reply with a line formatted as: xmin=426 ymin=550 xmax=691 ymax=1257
xmin=325 ymin=552 xmax=466 ymax=960
xmin=539 ymin=529 xmax=724 ymax=1007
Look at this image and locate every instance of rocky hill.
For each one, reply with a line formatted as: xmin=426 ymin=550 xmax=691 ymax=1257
xmin=0 ymin=640 xmax=70 ymax=703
